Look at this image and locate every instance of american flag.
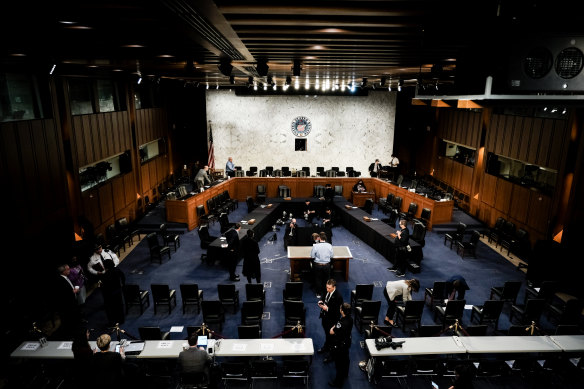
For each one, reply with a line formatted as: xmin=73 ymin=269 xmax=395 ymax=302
xmin=207 ymin=122 xmax=215 ymax=169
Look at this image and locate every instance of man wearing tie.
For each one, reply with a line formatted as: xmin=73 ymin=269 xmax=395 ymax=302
xmin=317 ymin=279 xmax=343 ymax=363
xmin=368 ymin=158 xmax=383 ymax=177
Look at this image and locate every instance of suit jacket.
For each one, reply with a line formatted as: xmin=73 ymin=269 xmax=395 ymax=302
xmin=225 ymin=228 xmax=240 ymax=251
xmin=178 ymin=347 xmax=212 ymax=376
xmin=322 ymin=288 xmax=343 ymax=328
xmin=396 ymin=226 xmax=410 ymax=247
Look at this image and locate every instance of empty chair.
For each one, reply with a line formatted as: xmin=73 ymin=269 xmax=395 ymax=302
xmin=354 ymin=300 xmax=382 ymax=333
xmin=256 ymin=185 xmax=266 ymax=203
xmin=122 ymin=284 xmax=150 ymax=314
xmin=221 ymin=361 xmax=248 ymax=388
xmin=392 ymin=196 xmax=403 ymax=213
xmin=411 ymin=222 xmax=427 ymax=247
xmin=146 ymin=232 xmax=171 ymax=263
xmin=201 ymin=300 xmax=225 ymax=330
xmin=498 ymin=220 xmax=517 ymax=253
xmin=301 ymin=166 xmax=310 ymax=176
xmin=138 ymin=326 xmax=170 ymax=340
xmin=464 ymin=325 xmax=488 ymax=336
xmin=424 ymin=281 xmax=446 ymax=307
xmin=455 ymin=230 xmax=481 ymax=258
xmin=350 ymin=284 xmax=374 ymax=310
xmin=334 ymin=185 xmax=343 ymax=196
xmin=510 ymin=298 xmax=546 ymax=325
xmin=246 ymin=196 xmax=257 ymax=213
xmin=217 ymin=284 xmax=239 ymax=313
xmin=245 ymin=283 xmax=266 ymax=306
xmin=198 ymin=223 xmax=217 ymax=250
xmin=488 ymin=217 xmax=506 ymax=246
xmin=444 ymin=222 xmax=467 ymax=249
xmin=180 ymin=284 xmax=203 ymax=314
xmin=379 ymin=193 xmax=395 ymax=214
xmin=151 ymin=284 xmax=177 ymax=315
xmin=413 ymin=208 xmax=432 ymax=227
xmin=490 ymin=280 xmax=522 ymax=305
xmin=399 ymin=202 xmax=418 ymax=222
xmin=395 ymin=174 xmax=404 ymax=187
xmin=470 ymin=300 xmax=505 ymax=330
xmin=219 ymin=213 xmax=236 ymax=234
xmin=265 ymin=166 xmax=274 ymax=175
xmin=395 ymin=300 xmax=425 ymax=331
xmin=325 ymin=169 xmax=336 ymax=177
xmin=314 ymin=185 xmax=325 ymax=198
xmin=237 ymin=324 xmax=261 ymax=339
xmin=278 ymin=185 xmax=290 ymax=197
xmin=547 ymin=298 xmax=583 ymax=325
xmin=250 ymin=359 xmax=278 ymax=387
xmin=284 ymin=299 xmax=306 ymax=325
xmin=246 ymin=166 xmax=258 ymax=176
xmin=316 ymin=166 xmax=325 ymax=177
xmin=116 ymin=217 xmax=141 ymax=245
xmin=159 ymin=223 xmax=180 ymax=251
xmin=273 ymin=170 xmax=282 ymax=177
xmin=282 ymin=359 xmax=310 ymax=389
xmin=258 ymin=169 xmax=267 ymax=177
xmin=434 ymin=299 xmax=466 ymax=328
xmin=296 ymin=170 xmax=307 ymax=177
xmin=361 ymin=198 xmax=374 ymax=214
xmin=524 ymin=280 xmax=558 ymax=305
xmin=416 ymin=324 xmax=443 ymax=337
xmin=283 ymin=282 xmax=303 ymax=301
xmin=241 ymin=300 xmax=264 ymax=327
xmin=196 ymin=204 xmax=216 ymax=226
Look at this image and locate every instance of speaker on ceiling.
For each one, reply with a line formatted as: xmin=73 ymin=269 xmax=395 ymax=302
xmin=508 ymin=36 xmax=584 ymax=91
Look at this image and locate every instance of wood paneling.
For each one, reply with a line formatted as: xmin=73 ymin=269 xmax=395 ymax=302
xmin=481 ymin=174 xmax=497 ymax=207
xmin=527 ymin=118 xmax=542 ymax=164
xmin=538 ymin=119 xmax=554 ymax=167
xmin=136 ymin=108 xmax=167 ymax=146
xmin=124 ymin=172 xmax=135 ymax=207
xmin=547 ymin=120 xmax=567 ymax=170
xmin=112 ymin=175 xmax=126 ymax=214
xmin=438 ymin=109 xmax=482 ymax=148
xmin=494 ymin=178 xmax=512 ymax=214
xmin=527 ymin=191 xmax=552 ymax=235
xmin=509 ymin=185 xmax=530 ymax=224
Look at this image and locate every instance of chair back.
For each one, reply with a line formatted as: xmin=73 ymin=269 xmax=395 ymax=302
xmin=420 ymin=208 xmax=431 ymax=220
xmin=180 ymin=284 xmax=200 ymax=300
xmin=482 ymin=300 xmax=504 ymax=321
xmin=238 ymin=325 xmax=261 ymax=339
xmin=123 ymin=284 xmax=142 ymax=303
xmin=523 ymin=298 xmax=546 ymax=322
xmin=246 ymin=283 xmax=265 ymax=303
xmin=428 ymin=281 xmax=447 ymax=300
xmin=283 ymin=282 xmax=303 ymax=301
xmin=403 ymin=300 xmax=425 ymax=318
xmin=500 ymin=281 xmax=522 ymax=302
xmin=470 ymin=230 xmax=481 ymax=244
xmin=407 ymin=202 xmax=418 ymax=215
xmin=202 ymin=300 xmax=224 ymax=319
xmin=444 ymin=299 xmax=466 ymax=320
xmin=360 ymin=300 xmax=382 ymax=318
xmin=257 ymin=185 xmax=266 ymax=194
xmin=284 ymin=300 xmax=306 ymax=323
xmin=354 ymin=284 xmax=374 ymax=304
xmin=139 ymin=326 xmax=162 ymax=340
xmin=146 ymin=232 xmax=160 ymax=249
xmin=241 ymin=300 xmax=263 ymax=324
xmin=393 ymin=196 xmax=402 ymax=210
xmin=412 ymin=222 xmax=426 ymax=241
xmin=196 ymin=204 xmax=205 ymax=217
xmin=455 ymin=222 xmax=467 ymax=237
xmin=218 ymin=284 xmax=237 ymax=300
xmin=151 ymin=284 xmax=171 ymax=301
xmin=334 ymin=185 xmax=343 ymax=196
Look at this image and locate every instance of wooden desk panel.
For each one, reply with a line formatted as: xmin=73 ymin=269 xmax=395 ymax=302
xmin=351 ymin=191 xmax=375 ymax=207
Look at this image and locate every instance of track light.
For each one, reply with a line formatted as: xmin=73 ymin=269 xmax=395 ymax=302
xmin=229 ymin=75 xmax=235 ymax=84
xmin=256 ymin=59 xmax=269 ymax=77
xmin=292 ymin=59 xmax=302 ymax=76
xmin=137 ymin=77 xmax=142 ymax=84
xmin=286 ymin=76 xmax=292 ymax=85
xmin=218 ymin=59 xmax=233 ymax=76
xmin=362 ymin=78 xmax=367 ymax=87
xmin=380 ymin=77 xmax=386 ymax=87
xmin=49 ymin=64 xmax=56 ymax=75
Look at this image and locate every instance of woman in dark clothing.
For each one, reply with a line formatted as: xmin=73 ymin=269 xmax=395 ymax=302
xmin=241 ymin=229 xmax=261 ymax=283
xmin=101 ymin=260 xmax=126 ymax=325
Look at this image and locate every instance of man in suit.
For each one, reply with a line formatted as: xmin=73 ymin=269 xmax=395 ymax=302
xmin=369 ymin=158 xmax=383 ymax=177
xmin=178 ymin=335 xmax=213 ymax=384
xmin=317 ymin=279 xmax=343 ymax=363
xmin=225 ymin=222 xmax=241 ymax=281
xmin=389 ymin=219 xmax=410 ymax=277
xmin=55 ymin=264 xmax=82 ymax=338
xmin=194 ymin=165 xmax=212 ymax=189
xmin=284 ymin=218 xmax=297 ymax=249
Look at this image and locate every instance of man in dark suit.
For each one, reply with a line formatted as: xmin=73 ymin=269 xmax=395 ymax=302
xmin=368 ymin=159 xmax=383 ymax=177
xmin=317 ymin=279 xmax=343 ymax=363
xmin=55 ymin=264 xmax=82 ymax=338
xmin=225 ymin=223 xmax=241 ymax=281
xmin=284 ymin=218 xmax=297 ymax=249
xmin=178 ymin=335 xmax=213 ymax=384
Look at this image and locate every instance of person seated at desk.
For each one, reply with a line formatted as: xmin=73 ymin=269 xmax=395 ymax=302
xmin=178 ymin=335 xmax=212 ymax=386
xmin=304 ymin=199 xmax=317 ymax=224
xmin=225 ymin=157 xmax=235 ymax=177
xmin=194 ymin=165 xmax=212 ymax=189
xmin=324 ymin=183 xmax=335 ymax=201
xmin=92 ymin=334 xmax=125 ymax=388
xmin=369 ymin=159 xmax=383 ymax=177
xmin=352 ymin=180 xmax=367 ymax=193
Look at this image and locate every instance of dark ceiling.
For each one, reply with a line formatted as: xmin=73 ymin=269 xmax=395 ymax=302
xmin=2 ymin=0 xmax=582 ymax=91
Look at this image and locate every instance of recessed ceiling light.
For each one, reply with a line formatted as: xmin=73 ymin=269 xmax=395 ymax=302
xmin=320 ymin=28 xmax=344 ymax=33
xmin=310 ymin=45 xmax=326 ymax=50
xmin=157 ymin=54 xmax=174 ymax=58
xmin=121 ymin=44 xmax=145 ymax=48
xmin=112 ymin=69 xmax=123 ymax=72
xmin=58 ymin=20 xmax=76 ymax=25
xmin=66 ymin=25 xmax=92 ymax=30
xmin=10 ymin=53 xmax=26 ymax=57
xmin=87 ymin=65 xmax=98 ymax=68
xmin=305 ymin=56 xmax=316 ymax=60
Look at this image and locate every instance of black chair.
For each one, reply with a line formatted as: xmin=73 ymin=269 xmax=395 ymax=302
xmin=334 ymin=185 xmax=343 ymax=196
xmin=250 ymin=359 xmax=278 ymax=387
xmin=490 ymin=280 xmax=522 ymax=305
xmin=246 ymin=166 xmax=258 ymax=176
xmin=354 ymin=300 xmax=381 ymax=333
xmin=499 ymin=220 xmax=517 ymax=253
xmin=198 ymin=224 xmax=218 ymax=250
xmin=245 ymin=283 xmax=266 ymax=306
xmin=510 ymin=298 xmax=546 ymax=325
xmin=470 ymin=300 xmax=505 ymax=330
xmin=411 ymin=221 xmax=427 ymax=247
xmin=395 ymin=300 xmax=425 ymax=331
xmin=392 ymin=196 xmax=403 ymax=213
xmin=122 ymin=284 xmax=150 ymax=314
xmin=455 ymin=230 xmax=481 ymax=258
xmin=424 ymin=281 xmax=446 ymax=307
xmin=325 ymin=169 xmax=336 ymax=177
xmin=463 ymin=325 xmax=488 ymax=336
xmin=284 ymin=299 xmax=306 ymax=325
xmin=524 ymin=280 xmax=558 ymax=305
xmin=221 ymin=361 xmax=248 ymax=388
xmin=180 ymin=284 xmax=203 ymax=314
xmin=241 ymin=300 xmax=264 ymax=327
xmin=146 ymin=232 xmax=171 ymax=264
xmin=282 ymin=282 xmax=303 ymax=301
xmin=444 ymin=222 xmax=467 ymax=249
xmin=416 ymin=325 xmax=443 ymax=337
xmin=259 ymin=169 xmax=267 ymax=177
xmin=178 ymin=371 xmax=208 ymax=389
xmin=139 ymin=326 xmax=170 ymax=340
xmin=105 ymin=224 xmax=124 ymax=256
xmin=547 ymin=298 xmax=583 ymax=325
xmin=201 ymin=300 xmax=225 ymax=330
xmin=361 ymin=198 xmax=374 ymax=214
xmin=265 ymin=166 xmax=274 ymax=176
xmin=282 ymin=359 xmax=310 ymax=389
xmin=246 ymin=196 xmax=257 ymax=213
xmin=278 ymin=185 xmax=290 ymax=197
xmin=350 ymin=284 xmax=374 ymax=310
xmin=301 ymin=166 xmax=310 ymax=176
xmin=378 ymin=193 xmax=394 ymax=213
xmin=316 ymin=166 xmax=325 ymax=177
xmin=434 ymin=299 xmax=466 ymax=328
xmin=256 ymin=185 xmax=266 ymax=203
xmin=116 ymin=217 xmax=141 ymax=246
xmin=488 ymin=217 xmax=506 ymax=246
xmin=399 ymin=202 xmax=418 ymax=223
xmin=196 ymin=204 xmax=216 ymax=226
xmin=237 ymin=324 xmax=261 ymax=339
xmin=219 ymin=213 xmax=236 ymax=234
xmin=414 ymin=208 xmax=431 ymax=227
xmin=218 ymin=284 xmax=239 ymax=313
xmin=159 ymin=223 xmax=180 ymax=251
xmin=151 ymin=284 xmax=177 ymax=315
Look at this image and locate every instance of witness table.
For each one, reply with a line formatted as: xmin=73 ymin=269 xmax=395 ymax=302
xmin=365 ymin=337 xmax=466 ymax=357
xmin=287 ymin=245 xmax=353 ymax=281
xmin=213 ymin=338 xmax=314 ymax=357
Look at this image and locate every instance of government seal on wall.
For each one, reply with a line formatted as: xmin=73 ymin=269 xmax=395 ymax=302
xmin=291 ymin=116 xmax=312 ymax=137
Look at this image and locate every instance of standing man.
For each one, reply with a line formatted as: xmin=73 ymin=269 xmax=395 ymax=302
xmin=225 ymin=223 xmax=241 ymax=281
xmin=225 ymin=157 xmax=235 ymax=177
xmin=178 ymin=336 xmax=213 ymax=385
xmin=304 ymin=199 xmax=317 ymax=224
xmin=284 ymin=218 xmax=297 ymax=249
xmin=317 ymin=279 xmax=343 ymax=363
xmin=194 ymin=165 xmax=212 ymax=189
xmin=55 ymin=264 xmax=81 ymax=338
xmin=389 ymin=219 xmax=410 ymax=277
xmin=311 ymin=232 xmax=333 ymax=298
xmin=329 ymin=303 xmax=353 ymax=387
xmin=389 ymin=153 xmax=400 ymax=178
xmin=369 ymin=158 xmax=383 ymax=177
xmin=88 ymin=244 xmax=119 ymax=281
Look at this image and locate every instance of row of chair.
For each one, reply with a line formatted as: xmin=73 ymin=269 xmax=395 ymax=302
xmin=488 ymin=216 xmax=531 ymax=258
xmin=444 ymin=222 xmax=481 ymax=258
xmin=234 ymin=166 xmax=361 ymax=178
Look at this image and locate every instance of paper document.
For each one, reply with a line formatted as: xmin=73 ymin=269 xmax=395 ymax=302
xmin=58 ymin=342 xmax=72 ymax=349
xmin=21 ymin=343 xmax=40 ymax=351
xmin=170 ymin=326 xmax=184 ymax=332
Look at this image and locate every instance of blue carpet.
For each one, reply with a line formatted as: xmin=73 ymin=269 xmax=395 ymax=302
xmin=83 ymin=201 xmax=577 ymax=388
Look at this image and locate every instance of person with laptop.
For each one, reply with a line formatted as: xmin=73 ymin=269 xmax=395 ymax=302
xmin=178 ymin=335 xmax=212 ymax=386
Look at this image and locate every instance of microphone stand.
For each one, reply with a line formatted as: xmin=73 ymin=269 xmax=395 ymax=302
xmin=368 ymin=321 xmax=392 ymax=338
xmin=109 ymin=323 xmax=138 ymax=342
xmin=196 ymin=323 xmax=226 ymax=339
xmin=525 ymin=321 xmax=540 ymax=336
xmin=272 ymin=321 xmax=305 ymax=338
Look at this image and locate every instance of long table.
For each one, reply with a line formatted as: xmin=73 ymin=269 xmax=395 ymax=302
xmin=333 ymin=198 xmax=422 ymax=264
xmin=287 ymin=246 xmax=353 ymax=281
xmin=213 ymin=338 xmax=314 ymax=357
xmin=365 ymin=337 xmax=466 ymax=357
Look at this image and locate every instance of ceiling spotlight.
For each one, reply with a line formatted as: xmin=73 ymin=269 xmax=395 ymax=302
xmin=137 ymin=77 xmax=142 ymax=84
xmin=562 ymin=108 xmax=567 ymax=114
xmin=380 ymin=77 xmax=386 ymax=87
xmin=218 ymin=59 xmax=233 ymax=76
xmin=286 ymin=76 xmax=292 ymax=85
xmin=216 ymin=84 xmax=219 ymax=89
xmin=362 ymin=78 xmax=367 ymax=87
xmin=256 ymin=59 xmax=269 ymax=77
xmin=229 ymin=75 xmax=235 ymax=84
xmin=49 ymin=64 xmax=56 ymax=75
xmin=388 ymin=84 xmax=392 ymax=91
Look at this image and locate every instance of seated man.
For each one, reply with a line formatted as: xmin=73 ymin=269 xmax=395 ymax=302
xmin=324 ymin=183 xmax=335 ymax=201
xmin=304 ymin=199 xmax=317 ymax=224
xmin=178 ymin=335 xmax=212 ymax=385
